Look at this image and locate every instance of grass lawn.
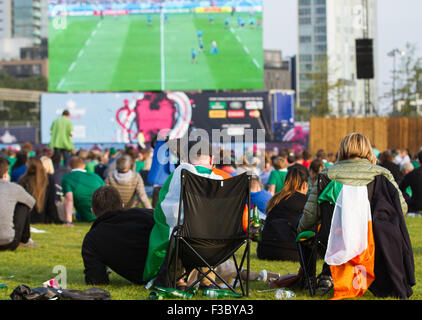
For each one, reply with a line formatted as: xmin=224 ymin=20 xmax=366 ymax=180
xmin=48 ymin=12 xmax=263 ymax=92
xmin=0 ymin=217 xmax=420 ymax=301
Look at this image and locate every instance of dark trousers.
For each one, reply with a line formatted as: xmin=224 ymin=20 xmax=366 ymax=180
xmin=0 ymin=203 xmax=31 ymax=251
xmin=152 ymin=186 xmax=162 ymax=208
xmin=54 ymin=148 xmax=72 ymax=169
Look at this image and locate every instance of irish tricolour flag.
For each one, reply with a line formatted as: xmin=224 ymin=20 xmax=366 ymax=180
xmin=320 ymin=181 xmax=375 ymax=300
xmin=143 ymin=163 xmax=232 ymax=282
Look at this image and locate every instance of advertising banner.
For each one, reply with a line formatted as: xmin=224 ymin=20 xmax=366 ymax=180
xmin=41 ymin=91 xmax=271 ymax=145
xmin=0 ymin=127 xmax=37 ymax=144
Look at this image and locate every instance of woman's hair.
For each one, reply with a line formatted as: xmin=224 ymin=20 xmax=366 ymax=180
xmin=337 ymin=133 xmax=377 ymax=164
xmin=19 ymin=157 xmax=48 ymax=213
xmin=12 ymin=151 xmax=27 ymax=171
xmin=265 ymin=165 xmax=310 ymax=213
xmin=309 ymin=159 xmax=324 ymax=174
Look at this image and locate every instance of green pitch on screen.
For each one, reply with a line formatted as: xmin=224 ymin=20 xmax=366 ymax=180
xmin=48 ymin=12 xmax=263 ymax=92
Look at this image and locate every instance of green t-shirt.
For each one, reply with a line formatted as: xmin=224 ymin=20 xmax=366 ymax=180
xmin=85 ymin=160 xmax=99 ymax=174
xmin=49 ymin=116 xmax=74 ymax=150
xmin=61 ymin=170 xmax=105 ymax=222
xmin=136 ymin=160 xmax=145 ymax=173
xmin=5 ymin=157 xmax=16 ymax=176
xmin=268 ymin=169 xmax=288 ymax=193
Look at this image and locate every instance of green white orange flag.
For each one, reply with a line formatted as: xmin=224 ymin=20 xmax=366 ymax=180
xmin=319 ymin=181 xmax=375 ymax=300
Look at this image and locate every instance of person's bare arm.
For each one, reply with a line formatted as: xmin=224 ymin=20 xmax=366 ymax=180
xmin=268 ymin=184 xmax=276 ymax=196
xmin=64 ymin=192 xmax=74 ymax=226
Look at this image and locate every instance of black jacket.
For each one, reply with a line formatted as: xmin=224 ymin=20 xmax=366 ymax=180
xmin=257 ymin=192 xmax=307 ymax=261
xmin=370 ymin=175 xmax=415 ymax=299
xmin=399 ymin=166 xmax=422 ymax=212
xmin=82 ymin=208 xmax=155 ymax=285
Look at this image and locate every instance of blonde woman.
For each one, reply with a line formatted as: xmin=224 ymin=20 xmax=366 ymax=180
xmin=297 ymin=132 xmax=413 ymax=299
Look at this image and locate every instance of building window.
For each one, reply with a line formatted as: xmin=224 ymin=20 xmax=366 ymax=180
xmin=299 ymin=17 xmax=312 ymax=25
xmin=299 ymin=0 xmax=311 ymax=5
xmin=299 ymin=36 xmax=312 ymax=43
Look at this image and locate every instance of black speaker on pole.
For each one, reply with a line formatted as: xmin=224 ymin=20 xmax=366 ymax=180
xmin=356 ymin=38 xmax=374 ymax=79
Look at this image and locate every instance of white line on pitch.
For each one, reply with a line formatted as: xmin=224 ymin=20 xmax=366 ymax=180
xmin=85 ymin=38 xmax=91 ymax=46
xmin=92 ymin=30 xmax=97 ymax=36
xmin=236 ymin=35 xmax=241 ymax=43
xmin=78 ymin=49 xmax=84 ymax=58
xmin=57 ymin=78 xmax=65 ymax=90
xmin=243 ymin=46 xmax=250 ymax=54
xmin=68 ymin=62 xmax=76 ymax=72
xmin=230 ymin=27 xmax=235 ymax=33
xmin=253 ymin=58 xmax=261 ymax=69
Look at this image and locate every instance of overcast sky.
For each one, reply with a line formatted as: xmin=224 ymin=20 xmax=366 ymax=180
xmin=263 ymin=0 xmax=422 ymax=114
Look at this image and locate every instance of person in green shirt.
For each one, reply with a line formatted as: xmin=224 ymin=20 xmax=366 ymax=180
xmin=50 ymin=110 xmax=75 ymax=169
xmin=61 ymin=156 xmax=105 ymax=225
xmin=85 ymin=151 xmax=100 ymax=174
xmin=268 ymin=155 xmax=289 ymax=195
xmin=5 ymin=149 xmax=16 ymax=176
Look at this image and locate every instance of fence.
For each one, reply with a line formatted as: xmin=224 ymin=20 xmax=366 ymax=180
xmin=309 ymin=117 xmax=422 ymax=156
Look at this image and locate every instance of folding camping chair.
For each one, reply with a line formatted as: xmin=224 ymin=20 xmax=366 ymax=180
xmin=295 ymin=175 xmax=334 ymax=297
xmin=171 ymin=169 xmax=252 ymax=296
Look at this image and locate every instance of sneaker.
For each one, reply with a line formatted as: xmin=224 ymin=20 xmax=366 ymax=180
xmin=19 ymin=238 xmax=39 ymax=248
xmin=316 ymin=275 xmax=333 ymax=295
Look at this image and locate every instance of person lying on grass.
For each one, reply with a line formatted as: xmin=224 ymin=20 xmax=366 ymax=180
xmin=82 ymin=186 xmax=154 ymax=285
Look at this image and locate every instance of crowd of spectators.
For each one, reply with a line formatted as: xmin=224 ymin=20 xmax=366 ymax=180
xmin=0 ymin=136 xmax=418 ymax=298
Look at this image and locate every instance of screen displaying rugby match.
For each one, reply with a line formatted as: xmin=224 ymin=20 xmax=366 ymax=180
xmin=48 ymin=0 xmax=264 ymax=92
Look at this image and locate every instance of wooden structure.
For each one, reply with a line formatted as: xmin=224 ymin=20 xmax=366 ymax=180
xmin=309 ymin=117 xmax=422 ymax=155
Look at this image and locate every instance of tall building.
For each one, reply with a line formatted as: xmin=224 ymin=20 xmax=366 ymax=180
xmin=0 ymin=0 xmax=48 ymax=61
xmin=0 ymin=0 xmax=12 ymax=38
xmin=297 ymin=0 xmax=378 ymax=116
xmin=11 ymin=0 xmax=48 ymax=44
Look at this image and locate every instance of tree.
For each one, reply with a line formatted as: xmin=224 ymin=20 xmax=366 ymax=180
xmin=383 ymin=42 xmax=422 ymax=117
xmin=299 ymin=55 xmax=347 ymax=117
xmin=0 ymin=73 xmax=47 ymax=121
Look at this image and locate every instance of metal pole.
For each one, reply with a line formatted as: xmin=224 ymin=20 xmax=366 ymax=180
xmin=393 ymin=53 xmax=396 ymax=112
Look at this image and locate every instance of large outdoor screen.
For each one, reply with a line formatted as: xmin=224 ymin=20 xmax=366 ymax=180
xmin=48 ymin=0 xmax=264 ymax=92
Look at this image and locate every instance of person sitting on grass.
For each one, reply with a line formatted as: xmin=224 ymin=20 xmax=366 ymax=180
xmin=267 ymin=154 xmax=288 ymax=195
xmin=143 ymin=138 xmax=232 ymax=290
xmin=400 ymin=150 xmax=422 ymax=213
xmin=257 ymin=165 xmax=309 ymax=262
xmin=18 ymin=157 xmax=62 ymax=224
xmin=0 ymin=157 xmax=37 ymax=251
xmin=250 ymin=175 xmax=272 ymax=219
xmin=82 ymin=186 xmax=155 ymax=285
xmin=105 ymin=155 xmax=152 ymax=209
xmin=61 ymin=156 xmax=105 ymax=226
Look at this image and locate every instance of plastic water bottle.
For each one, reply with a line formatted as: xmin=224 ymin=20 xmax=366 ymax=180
xmin=202 ymin=289 xmax=242 ymax=298
xmin=274 ymin=288 xmax=296 ymax=300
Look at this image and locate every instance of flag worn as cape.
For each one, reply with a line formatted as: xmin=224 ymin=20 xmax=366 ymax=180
xmin=142 ymin=163 xmax=232 ymax=281
xmin=320 ymin=181 xmax=375 ymax=300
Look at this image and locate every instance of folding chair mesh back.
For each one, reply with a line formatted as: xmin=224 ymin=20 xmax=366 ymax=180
xmin=174 ymin=169 xmax=251 ymax=294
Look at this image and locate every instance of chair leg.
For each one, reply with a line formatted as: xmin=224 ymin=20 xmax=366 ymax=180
xmin=246 ymin=238 xmax=250 ymax=297
xmin=297 ymin=241 xmax=314 ymax=297
xmin=173 ymin=234 xmax=180 ymax=289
